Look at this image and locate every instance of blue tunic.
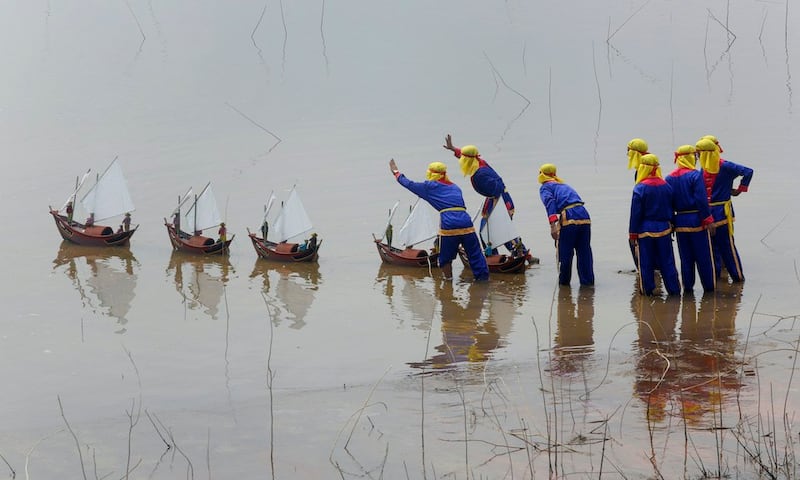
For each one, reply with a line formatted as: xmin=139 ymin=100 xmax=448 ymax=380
xmin=629 ymin=178 xmax=680 ymax=295
xmin=396 ymin=174 xmax=489 ymax=280
xmin=704 ymin=158 xmax=753 ymax=282
xmin=666 ymin=168 xmax=715 ymax=292
xmin=539 ymin=181 xmax=594 ymax=286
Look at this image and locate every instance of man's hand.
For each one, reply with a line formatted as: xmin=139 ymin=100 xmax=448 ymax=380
xmin=443 ymin=134 xmax=456 ymax=152
xmin=550 ymin=222 xmax=560 ymax=241
xmin=389 ymin=158 xmax=399 ymax=176
xmin=730 ymin=188 xmax=741 ymax=197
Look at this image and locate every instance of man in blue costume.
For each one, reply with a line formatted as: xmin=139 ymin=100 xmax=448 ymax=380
xmin=629 ymin=154 xmax=681 ymax=296
xmin=443 ymin=134 xmax=531 ymax=262
xmin=696 ymin=136 xmax=753 ymax=283
xmin=666 ymin=145 xmax=716 ymax=293
xmin=537 ymin=163 xmax=594 ymax=286
xmin=389 ymin=158 xmax=489 ymax=281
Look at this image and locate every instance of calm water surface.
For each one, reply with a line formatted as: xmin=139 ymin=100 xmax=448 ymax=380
xmin=2 ymin=1 xmax=800 ymax=478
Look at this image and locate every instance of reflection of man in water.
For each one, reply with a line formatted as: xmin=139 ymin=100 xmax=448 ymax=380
xmin=408 ymin=282 xmax=496 ymax=370
xmin=676 ymin=286 xmax=743 ymax=424
xmin=551 ymin=286 xmax=595 ymax=375
xmin=631 ymin=292 xmax=680 ymax=423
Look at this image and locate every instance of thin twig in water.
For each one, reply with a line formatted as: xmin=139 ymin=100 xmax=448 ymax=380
xmin=124 ymin=397 xmax=142 ymax=480
xmin=225 ymin=102 xmax=282 ymax=154
xmin=482 ymin=51 xmax=531 ymax=147
xmin=279 ymin=0 xmax=287 ymax=77
xmin=57 ymin=396 xmax=88 ymax=480
xmin=548 ymin=66 xmax=553 ymax=135
xmin=145 ymin=409 xmax=172 ymax=449
xmin=760 ymin=213 xmax=788 ymax=250
xmin=320 ymin=0 xmax=329 ymax=74
xmin=591 ymin=41 xmax=602 ymax=172
xmin=0 ymin=451 xmax=14 ymax=479
xmin=260 ymin=292 xmax=277 ymax=479
xmin=607 ymin=0 xmax=653 ymax=42
xmin=25 ymin=429 xmax=63 ymax=480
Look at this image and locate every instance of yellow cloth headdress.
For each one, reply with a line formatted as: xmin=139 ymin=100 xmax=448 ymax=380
xmin=627 ymin=138 xmax=649 ymax=170
xmin=695 ymin=138 xmax=720 ymax=174
xmin=702 ymin=134 xmax=723 ymax=153
xmin=426 ymin=161 xmax=449 ymax=182
xmin=459 ymin=145 xmax=480 ymax=177
xmin=538 ymin=163 xmax=563 ymax=184
xmin=636 ymin=153 xmax=662 ymax=184
xmin=674 ymin=144 xmax=697 ymax=170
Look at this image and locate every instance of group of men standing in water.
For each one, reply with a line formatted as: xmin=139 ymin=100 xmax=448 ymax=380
xmin=388 ymin=133 xmax=752 ymax=296
xmin=627 ymin=135 xmax=753 ymax=296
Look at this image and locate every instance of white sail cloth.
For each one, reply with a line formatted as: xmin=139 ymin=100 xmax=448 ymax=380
xmin=272 ymin=187 xmax=313 ymax=242
xmin=397 ymin=199 xmax=438 ymax=248
xmin=185 ymin=183 xmax=222 ymax=234
xmin=80 ymin=158 xmax=135 ymax=222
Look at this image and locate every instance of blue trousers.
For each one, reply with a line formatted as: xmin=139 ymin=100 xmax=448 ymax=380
xmin=557 ymin=224 xmax=594 ymax=286
xmin=675 ymin=230 xmax=716 ymax=292
xmin=636 ymin=236 xmax=680 ymax=295
xmin=439 ymin=232 xmax=489 ymax=281
xmin=712 ymin=224 xmax=744 ymax=282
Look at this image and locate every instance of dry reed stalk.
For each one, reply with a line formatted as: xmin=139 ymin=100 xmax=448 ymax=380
xmin=57 ymin=396 xmax=87 ymax=480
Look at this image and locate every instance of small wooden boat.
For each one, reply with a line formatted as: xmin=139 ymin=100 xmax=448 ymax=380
xmin=458 ymin=248 xmax=530 ymax=274
xmin=374 ymin=239 xmax=439 ymax=268
xmin=249 ymin=186 xmax=321 ymax=263
xmin=374 ymin=199 xmax=439 ymax=268
xmin=50 ymin=211 xmax=137 ymax=247
xmin=249 ymin=232 xmax=321 ymax=262
xmin=166 ymin=182 xmax=233 ymax=255
xmin=50 ymin=157 xmax=138 ymax=247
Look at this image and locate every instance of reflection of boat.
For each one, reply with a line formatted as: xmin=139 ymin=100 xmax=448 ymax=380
xmin=53 ymin=241 xmax=138 ymax=332
xmin=250 ymin=260 xmax=321 ymax=329
xmin=457 ymin=205 xmax=531 ymax=274
xmin=49 ymin=158 xmax=138 ymax=247
xmin=373 ymin=200 xmax=439 ymax=268
xmin=248 ymin=186 xmax=321 ymax=263
xmin=165 ymin=183 xmax=233 ymax=255
xmin=167 ymin=251 xmax=233 ymax=319
xmin=376 ymin=263 xmax=438 ymax=328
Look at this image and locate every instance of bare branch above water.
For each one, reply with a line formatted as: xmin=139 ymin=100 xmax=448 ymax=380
xmin=225 ymin=102 xmax=282 ymax=156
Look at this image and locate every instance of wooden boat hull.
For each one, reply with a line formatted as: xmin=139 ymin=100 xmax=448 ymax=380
xmin=50 ymin=210 xmax=137 ymax=247
xmin=249 ymin=233 xmax=320 ymax=263
xmin=165 ymin=223 xmax=233 ymax=255
xmin=374 ymin=239 xmax=438 ymax=268
xmin=458 ymin=247 xmax=529 ymax=274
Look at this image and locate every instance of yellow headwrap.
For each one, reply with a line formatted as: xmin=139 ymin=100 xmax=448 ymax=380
xmin=538 ymin=163 xmax=563 ymax=184
xmin=636 ymin=153 xmax=662 ymax=184
xmin=702 ymin=134 xmax=723 ymax=153
xmin=695 ymin=138 xmax=720 ymax=174
xmin=627 ymin=138 xmax=649 ymax=170
xmin=426 ymin=161 xmax=449 ymax=182
xmin=674 ymin=144 xmax=697 ymax=170
xmin=459 ymin=145 xmax=480 ymax=177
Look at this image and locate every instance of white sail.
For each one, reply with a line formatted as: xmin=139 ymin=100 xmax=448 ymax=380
xmin=272 ymin=187 xmax=313 ymax=242
xmin=263 ymin=191 xmax=277 ymax=222
xmin=479 ymin=202 xmax=518 ymax=249
xmin=80 ymin=158 xmax=135 ymax=222
xmin=185 ymin=183 xmax=222 ymax=234
xmin=397 ymin=199 xmax=438 ymax=247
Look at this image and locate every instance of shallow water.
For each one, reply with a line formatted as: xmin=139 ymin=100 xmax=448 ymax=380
xmin=2 ymin=1 xmax=800 ymax=478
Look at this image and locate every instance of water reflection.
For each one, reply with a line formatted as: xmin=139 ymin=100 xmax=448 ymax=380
xmin=633 ymin=284 xmax=744 ymax=425
xmin=52 ymin=242 xmax=138 ymax=334
xmin=250 ymin=261 xmax=321 ymax=329
xmin=408 ymin=278 xmax=525 ymax=372
xmin=375 ymin=264 xmax=437 ymax=330
xmin=166 ymin=252 xmax=233 ymax=320
xmin=551 ymin=286 xmax=596 ymax=376
xmin=677 ymin=285 xmax=743 ymax=425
